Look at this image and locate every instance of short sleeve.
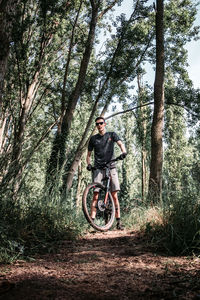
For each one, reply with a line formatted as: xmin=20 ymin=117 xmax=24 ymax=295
xmin=112 ymin=132 xmax=121 ymax=142
xmin=88 ymin=137 xmax=94 ymax=151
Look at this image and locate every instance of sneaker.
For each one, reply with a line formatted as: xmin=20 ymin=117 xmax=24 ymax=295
xmin=116 ymin=222 xmax=124 ymax=230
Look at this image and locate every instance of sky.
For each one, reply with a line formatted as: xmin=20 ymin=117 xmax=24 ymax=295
xmin=98 ymin=0 xmax=200 ymax=89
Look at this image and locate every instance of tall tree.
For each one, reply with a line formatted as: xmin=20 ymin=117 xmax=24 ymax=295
xmin=0 ymin=0 xmax=20 ymax=152
xmin=136 ymin=73 xmax=151 ymax=202
xmin=0 ymin=0 xmax=73 ymax=192
xmin=148 ymin=0 xmax=164 ymax=203
xmin=0 ymin=0 xmax=20 ymax=107
xmin=46 ymin=0 xmax=102 ymax=186
xmin=63 ymin=0 xmax=154 ymax=191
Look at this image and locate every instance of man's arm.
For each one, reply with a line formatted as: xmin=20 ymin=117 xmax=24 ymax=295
xmin=86 ymin=151 xmax=92 ymax=166
xmin=117 ymin=140 xmax=126 ymax=154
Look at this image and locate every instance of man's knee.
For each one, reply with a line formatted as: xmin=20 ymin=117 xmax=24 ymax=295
xmin=111 ymin=191 xmax=118 ymax=198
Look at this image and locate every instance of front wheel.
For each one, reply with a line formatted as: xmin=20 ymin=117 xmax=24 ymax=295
xmin=82 ymin=183 xmax=115 ymax=232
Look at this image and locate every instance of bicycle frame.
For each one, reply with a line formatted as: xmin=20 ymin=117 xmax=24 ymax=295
xmin=93 ymin=156 xmax=121 ymax=205
xmin=82 ymin=155 xmax=123 ymax=231
xmin=101 ymin=167 xmax=111 ymax=205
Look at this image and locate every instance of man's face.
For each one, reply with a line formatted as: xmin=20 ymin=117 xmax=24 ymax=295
xmin=96 ymin=119 xmax=106 ymax=133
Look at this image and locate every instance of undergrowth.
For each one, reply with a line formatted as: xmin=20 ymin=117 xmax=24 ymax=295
xmin=1 ymin=182 xmax=200 ymax=263
xmin=0 ymin=192 xmax=87 ymax=264
xmin=122 ymin=188 xmax=200 ymax=255
xmin=161 ymin=188 xmax=200 ymax=255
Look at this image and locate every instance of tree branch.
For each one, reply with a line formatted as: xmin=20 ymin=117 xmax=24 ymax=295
xmin=105 ymin=102 xmax=154 ymax=120
xmin=98 ymin=0 xmax=119 ymax=20
xmin=23 ymin=118 xmax=60 ymax=166
xmin=105 ymin=101 xmax=199 ymax=120
xmin=166 ymin=101 xmax=199 ymax=118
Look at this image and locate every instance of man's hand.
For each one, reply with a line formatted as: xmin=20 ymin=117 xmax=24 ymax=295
xmin=119 ymin=152 xmax=127 ymax=160
xmin=87 ymin=164 xmax=92 ymax=171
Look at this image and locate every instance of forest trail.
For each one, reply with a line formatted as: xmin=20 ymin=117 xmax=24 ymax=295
xmin=0 ymin=229 xmax=200 ymax=300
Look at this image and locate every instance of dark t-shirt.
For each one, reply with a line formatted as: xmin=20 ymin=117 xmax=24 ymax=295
xmin=88 ymin=132 xmax=120 ymax=168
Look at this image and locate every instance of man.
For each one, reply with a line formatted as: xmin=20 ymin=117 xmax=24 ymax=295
xmin=86 ymin=117 xmax=127 ymax=230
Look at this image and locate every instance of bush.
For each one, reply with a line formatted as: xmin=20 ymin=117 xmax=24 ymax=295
xmin=0 ymin=193 xmax=85 ymax=263
xmin=121 ymin=187 xmax=200 ymax=255
xmin=140 ymin=189 xmax=200 ymax=255
xmin=122 ymin=202 xmax=164 ymax=231
xmin=161 ymin=188 xmax=200 ymax=254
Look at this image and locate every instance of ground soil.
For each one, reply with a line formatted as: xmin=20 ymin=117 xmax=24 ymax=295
xmin=0 ymin=229 xmax=200 ymax=300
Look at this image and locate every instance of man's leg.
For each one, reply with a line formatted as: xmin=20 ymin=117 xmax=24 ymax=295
xmin=110 ymin=168 xmax=123 ymax=229
xmin=91 ymin=192 xmax=99 ymax=219
xmin=111 ymin=191 xmax=123 ymax=230
xmin=91 ymin=169 xmax=103 ymax=220
xmin=111 ymin=191 xmax=120 ymax=218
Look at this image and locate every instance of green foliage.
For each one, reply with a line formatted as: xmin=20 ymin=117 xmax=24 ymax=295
xmin=162 ymin=187 xmax=200 ymax=254
xmin=0 ymin=189 xmax=85 ymax=263
xmin=1 ymin=0 xmax=200 ymax=259
xmin=106 ymin=112 xmax=141 ymax=207
xmin=122 ymin=187 xmax=200 ymax=255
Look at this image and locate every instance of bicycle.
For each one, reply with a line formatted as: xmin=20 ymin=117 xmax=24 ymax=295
xmin=82 ymin=155 xmax=123 ymax=232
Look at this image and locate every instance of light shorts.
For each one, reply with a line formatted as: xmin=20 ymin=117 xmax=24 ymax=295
xmin=93 ymin=168 xmax=120 ymax=192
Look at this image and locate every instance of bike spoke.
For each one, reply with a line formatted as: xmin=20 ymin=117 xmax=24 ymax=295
xmin=82 ymin=183 xmax=115 ymax=231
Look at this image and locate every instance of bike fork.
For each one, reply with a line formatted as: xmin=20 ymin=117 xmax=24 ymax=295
xmin=104 ymin=177 xmax=110 ymax=205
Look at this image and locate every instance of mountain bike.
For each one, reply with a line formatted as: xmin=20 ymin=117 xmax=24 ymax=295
xmin=82 ymin=156 xmax=122 ymax=232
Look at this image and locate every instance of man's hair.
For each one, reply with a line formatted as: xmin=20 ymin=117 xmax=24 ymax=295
xmin=95 ymin=117 xmax=105 ymax=123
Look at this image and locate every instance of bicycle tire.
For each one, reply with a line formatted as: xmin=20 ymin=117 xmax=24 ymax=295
xmin=82 ymin=182 xmax=115 ymax=232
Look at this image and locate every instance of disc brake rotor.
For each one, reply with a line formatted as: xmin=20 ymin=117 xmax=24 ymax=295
xmin=98 ymin=200 xmax=105 ymax=212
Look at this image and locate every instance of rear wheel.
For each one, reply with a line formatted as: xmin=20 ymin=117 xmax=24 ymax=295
xmin=82 ymin=183 xmax=115 ymax=232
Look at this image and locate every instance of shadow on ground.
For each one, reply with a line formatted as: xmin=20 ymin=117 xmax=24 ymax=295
xmin=0 ymin=231 xmax=200 ymax=299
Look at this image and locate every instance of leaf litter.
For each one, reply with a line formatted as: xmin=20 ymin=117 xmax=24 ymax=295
xmin=0 ymin=230 xmax=200 ymax=299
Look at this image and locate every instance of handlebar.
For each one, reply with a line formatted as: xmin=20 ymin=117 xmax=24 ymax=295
xmin=107 ymin=155 xmax=123 ymax=164
xmin=87 ymin=154 xmax=126 ymax=171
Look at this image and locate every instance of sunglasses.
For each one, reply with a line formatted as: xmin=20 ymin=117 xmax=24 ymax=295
xmin=96 ymin=122 xmax=104 ymax=126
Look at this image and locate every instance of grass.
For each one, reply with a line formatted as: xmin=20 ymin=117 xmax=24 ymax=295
xmin=122 ymin=189 xmax=200 ymax=255
xmin=0 ymin=194 xmax=87 ymax=263
xmin=1 ymin=182 xmax=199 ymax=263
xmin=123 ymin=205 xmax=164 ymax=231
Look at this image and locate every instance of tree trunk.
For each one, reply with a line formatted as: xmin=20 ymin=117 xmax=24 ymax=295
xmin=0 ymin=0 xmax=19 ymax=131
xmin=0 ymin=0 xmax=12 ymax=108
xmin=64 ymin=99 xmax=99 ymax=191
xmin=64 ymin=77 xmax=113 ymax=191
xmin=46 ymin=1 xmax=100 ymax=184
xmin=0 ymin=0 xmax=56 ymax=192
xmin=0 ymin=114 xmax=7 ymax=152
xmin=137 ymin=74 xmax=148 ymax=201
xmin=142 ymin=148 xmax=147 ymax=200
xmin=0 ymin=71 xmax=41 ymax=191
xmin=60 ymin=0 xmax=83 ymax=129
xmin=75 ymin=162 xmax=83 ymax=210
xmin=64 ymin=93 xmax=112 ymax=191
xmin=47 ymin=0 xmax=153 ymax=191
xmin=148 ymin=0 xmax=164 ymax=203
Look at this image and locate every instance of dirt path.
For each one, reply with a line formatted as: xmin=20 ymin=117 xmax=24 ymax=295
xmin=0 ymin=230 xmax=200 ymax=299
